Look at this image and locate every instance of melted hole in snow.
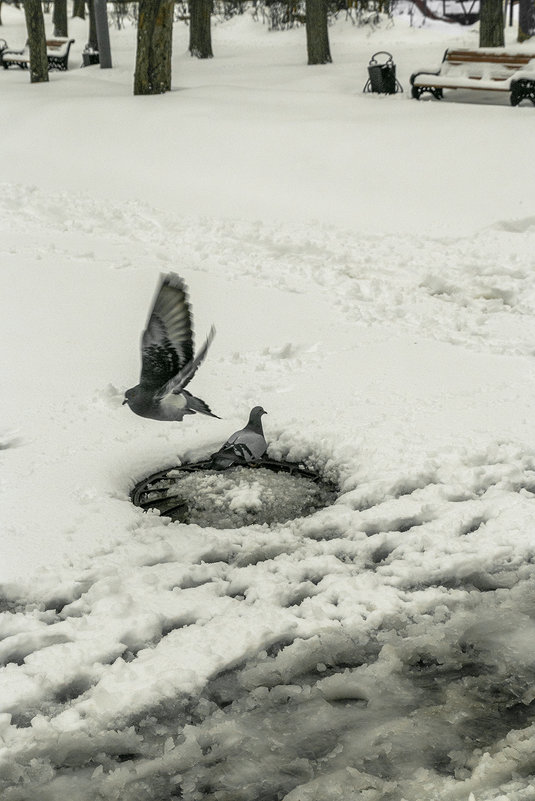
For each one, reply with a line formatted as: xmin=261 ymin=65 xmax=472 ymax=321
xmin=132 ymin=464 xmax=338 ymax=528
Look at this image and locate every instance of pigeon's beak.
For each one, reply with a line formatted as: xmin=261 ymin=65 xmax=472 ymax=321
xmin=122 ymin=398 xmax=128 ymax=406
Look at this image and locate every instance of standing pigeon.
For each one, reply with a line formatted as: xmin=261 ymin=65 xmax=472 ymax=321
xmin=210 ymin=406 xmax=267 ymax=470
xmin=123 ymin=273 xmax=219 ymax=422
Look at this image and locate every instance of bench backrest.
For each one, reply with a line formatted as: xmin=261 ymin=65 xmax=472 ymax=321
xmin=45 ymin=38 xmax=74 ymax=53
xmin=444 ymin=49 xmax=534 ymax=68
xmin=442 ymin=49 xmax=535 ymax=81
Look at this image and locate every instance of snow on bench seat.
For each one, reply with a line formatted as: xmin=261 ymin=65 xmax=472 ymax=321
xmin=1 ymin=38 xmax=75 ymax=71
xmin=410 ymin=48 xmax=535 ymax=105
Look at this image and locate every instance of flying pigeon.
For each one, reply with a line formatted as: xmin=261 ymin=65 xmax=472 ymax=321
xmin=123 ymin=272 xmax=219 ymax=422
xmin=210 ymin=406 xmax=267 ymax=470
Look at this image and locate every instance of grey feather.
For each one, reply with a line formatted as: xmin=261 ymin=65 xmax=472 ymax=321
xmin=123 ymin=273 xmax=219 ymax=422
xmin=158 ymin=325 xmax=216 ymax=399
xmin=210 ymin=407 xmax=267 ymax=470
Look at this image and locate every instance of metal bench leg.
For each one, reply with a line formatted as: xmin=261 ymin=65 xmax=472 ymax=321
xmin=511 ymin=79 xmax=535 ymax=106
xmin=412 ymin=85 xmax=443 ymax=100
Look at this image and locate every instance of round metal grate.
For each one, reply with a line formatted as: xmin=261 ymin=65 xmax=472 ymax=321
xmin=131 ymin=458 xmax=338 ymax=528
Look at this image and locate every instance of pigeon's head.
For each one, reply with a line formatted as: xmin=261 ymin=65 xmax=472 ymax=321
xmin=249 ymin=406 xmax=267 ymax=423
xmin=122 ymin=386 xmax=139 ymax=409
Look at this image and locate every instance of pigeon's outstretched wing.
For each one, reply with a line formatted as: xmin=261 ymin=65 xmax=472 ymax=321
xmin=139 ymin=274 xmax=195 ymax=390
xmin=158 ymin=325 xmax=216 ymax=399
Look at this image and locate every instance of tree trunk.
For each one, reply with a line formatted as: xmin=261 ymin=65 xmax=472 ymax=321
xmin=23 ymin=0 xmax=49 ymax=83
xmin=189 ymin=0 xmax=213 ymax=58
xmin=72 ymin=0 xmax=85 ymax=19
xmin=305 ymin=0 xmax=332 ymax=64
xmin=134 ymin=0 xmax=174 ymax=95
xmin=479 ymin=0 xmax=504 ymax=46
xmin=87 ymin=0 xmax=98 ymax=49
xmin=94 ymin=0 xmax=112 ymax=66
xmin=518 ymin=0 xmax=535 ymax=40
xmin=53 ymin=0 xmax=68 ymax=36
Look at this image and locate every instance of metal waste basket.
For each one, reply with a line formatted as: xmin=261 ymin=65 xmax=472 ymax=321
xmin=82 ymin=47 xmax=100 ymax=67
xmin=363 ymin=51 xmax=403 ymax=94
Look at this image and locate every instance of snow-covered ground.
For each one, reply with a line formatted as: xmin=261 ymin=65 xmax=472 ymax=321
xmin=2 ymin=4 xmax=535 ymax=799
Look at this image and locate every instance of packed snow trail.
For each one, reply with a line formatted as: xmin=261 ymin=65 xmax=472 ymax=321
xmin=3 ymin=4 xmax=535 ymax=797
xmin=1 ymin=441 xmax=535 ymax=800
xmin=2 ymin=185 xmax=535 ymax=799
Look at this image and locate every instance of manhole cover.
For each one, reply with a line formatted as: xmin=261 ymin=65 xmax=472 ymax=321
xmin=131 ymin=459 xmax=338 ymax=528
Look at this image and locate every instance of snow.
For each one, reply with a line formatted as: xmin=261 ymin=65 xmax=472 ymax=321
xmin=138 ymin=465 xmax=337 ymax=527
xmin=412 ymin=48 xmax=535 ymax=93
xmin=1 ymin=3 xmax=535 ymax=799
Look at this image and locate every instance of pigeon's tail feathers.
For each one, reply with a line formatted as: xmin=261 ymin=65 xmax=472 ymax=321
xmin=159 ymin=326 xmax=216 ymax=397
xmin=184 ymin=390 xmax=221 ymax=419
xmin=208 ymin=443 xmax=248 ymax=470
xmin=209 ymin=449 xmax=237 ymax=470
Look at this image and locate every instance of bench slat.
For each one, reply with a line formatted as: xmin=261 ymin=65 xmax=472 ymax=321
xmin=412 ymin=76 xmax=511 ymax=91
xmin=445 ymin=50 xmax=533 ymax=65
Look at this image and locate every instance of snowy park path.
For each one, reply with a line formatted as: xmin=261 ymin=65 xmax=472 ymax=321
xmin=2 ymin=5 xmax=535 ymax=797
xmin=2 ymin=184 xmax=535 ymax=800
xmin=2 ymin=436 xmax=535 ymax=800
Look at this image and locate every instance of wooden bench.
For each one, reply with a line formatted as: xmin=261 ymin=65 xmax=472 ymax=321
xmin=2 ymin=38 xmax=75 ymax=71
xmin=410 ymin=48 xmax=535 ymax=106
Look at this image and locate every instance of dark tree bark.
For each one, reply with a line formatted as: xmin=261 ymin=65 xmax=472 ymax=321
xmin=518 ymin=0 xmax=535 ymax=41
xmin=88 ymin=0 xmax=98 ymax=49
xmin=479 ymin=0 xmax=504 ymax=46
xmin=134 ymin=0 xmax=174 ymax=95
xmin=189 ymin=0 xmax=213 ymax=58
xmin=94 ymin=0 xmax=112 ymax=66
xmin=305 ymin=0 xmax=332 ymax=64
xmin=53 ymin=0 xmax=68 ymax=36
xmin=23 ymin=0 xmax=49 ymax=83
xmin=72 ymin=0 xmax=85 ymax=19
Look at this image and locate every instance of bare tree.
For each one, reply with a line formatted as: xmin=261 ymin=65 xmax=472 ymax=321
xmin=88 ymin=0 xmax=98 ymax=49
xmin=518 ymin=0 xmax=535 ymax=40
xmin=134 ymin=0 xmax=174 ymax=95
xmin=94 ymin=0 xmax=112 ymax=66
xmin=189 ymin=0 xmax=213 ymax=58
xmin=23 ymin=0 xmax=49 ymax=82
xmin=72 ymin=0 xmax=85 ymax=19
xmin=306 ymin=0 xmax=331 ymax=64
xmin=53 ymin=0 xmax=68 ymax=36
xmin=479 ymin=0 xmax=504 ymax=46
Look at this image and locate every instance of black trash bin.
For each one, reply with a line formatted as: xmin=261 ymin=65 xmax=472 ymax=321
xmin=82 ymin=47 xmax=100 ymax=67
xmin=363 ymin=51 xmax=403 ymax=95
